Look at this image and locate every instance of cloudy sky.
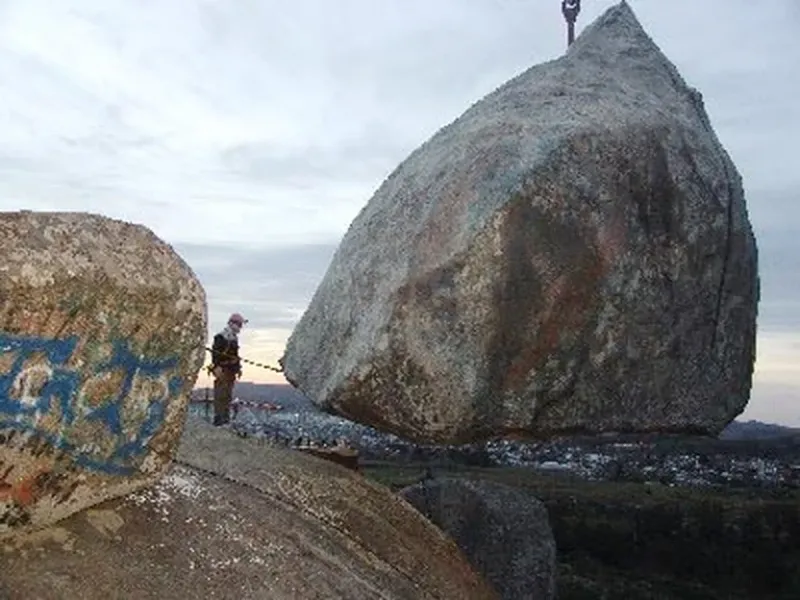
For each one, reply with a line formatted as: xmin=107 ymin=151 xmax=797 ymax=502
xmin=0 ymin=0 xmax=797 ymax=425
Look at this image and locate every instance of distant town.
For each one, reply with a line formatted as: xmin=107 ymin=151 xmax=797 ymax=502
xmin=191 ymin=383 xmax=800 ymax=489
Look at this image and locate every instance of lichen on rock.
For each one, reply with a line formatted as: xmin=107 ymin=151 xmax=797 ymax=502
xmin=281 ymin=1 xmax=759 ymax=445
xmin=0 ymin=211 xmax=207 ymax=537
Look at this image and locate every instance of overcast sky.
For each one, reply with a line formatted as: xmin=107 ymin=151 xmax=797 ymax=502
xmin=0 ymin=0 xmax=797 ymax=425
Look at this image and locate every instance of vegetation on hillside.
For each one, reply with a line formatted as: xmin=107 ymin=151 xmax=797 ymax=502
xmin=363 ymin=463 xmax=800 ymax=600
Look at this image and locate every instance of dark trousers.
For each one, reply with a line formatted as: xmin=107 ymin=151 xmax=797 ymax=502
xmin=213 ymin=370 xmax=236 ymax=425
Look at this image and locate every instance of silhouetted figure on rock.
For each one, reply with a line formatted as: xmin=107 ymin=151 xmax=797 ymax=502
xmin=562 ymin=0 xmax=581 ymax=46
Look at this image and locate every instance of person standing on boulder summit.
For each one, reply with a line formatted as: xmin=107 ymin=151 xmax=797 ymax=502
xmin=210 ymin=313 xmax=247 ymax=426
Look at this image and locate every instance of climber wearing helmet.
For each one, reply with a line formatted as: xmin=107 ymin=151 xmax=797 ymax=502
xmin=210 ymin=312 xmax=247 ymax=426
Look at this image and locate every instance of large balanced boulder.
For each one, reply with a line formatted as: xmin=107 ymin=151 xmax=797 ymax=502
xmin=400 ymin=478 xmax=557 ymax=600
xmin=0 ymin=211 xmax=206 ymax=537
xmin=0 ymin=418 xmax=498 ymax=600
xmin=281 ymin=1 xmax=758 ymax=444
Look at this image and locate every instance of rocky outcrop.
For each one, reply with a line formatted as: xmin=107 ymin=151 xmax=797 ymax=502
xmin=0 ymin=418 xmax=498 ymax=600
xmin=400 ymin=478 xmax=556 ymax=600
xmin=0 ymin=211 xmax=207 ymax=537
xmin=281 ymin=1 xmax=758 ymax=444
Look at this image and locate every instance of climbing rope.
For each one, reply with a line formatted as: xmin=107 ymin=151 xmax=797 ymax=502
xmin=203 ymin=346 xmax=284 ymax=374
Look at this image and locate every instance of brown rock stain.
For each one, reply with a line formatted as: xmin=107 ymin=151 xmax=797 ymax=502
xmin=489 ymin=194 xmax=626 ymax=393
xmin=0 ymin=353 xmax=15 ymax=374
xmin=412 ymin=146 xmax=513 ymax=274
xmin=79 ymin=370 xmax=126 ymax=408
xmin=0 ymin=469 xmax=44 ymax=507
xmin=334 ymin=351 xmax=437 ymax=441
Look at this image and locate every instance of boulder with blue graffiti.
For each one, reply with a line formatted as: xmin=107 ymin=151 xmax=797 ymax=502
xmin=0 ymin=211 xmax=207 ymax=537
xmin=0 ymin=418 xmax=498 ymax=600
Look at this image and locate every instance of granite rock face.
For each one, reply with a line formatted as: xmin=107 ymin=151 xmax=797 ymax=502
xmin=0 ymin=211 xmax=207 ymax=537
xmin=0 ymin=418 xmax=498 ymax=600
xmin=281 ymin=1 xmax=759 ymax=444
xmin=400 ymin=478 xmax=557 ymax=600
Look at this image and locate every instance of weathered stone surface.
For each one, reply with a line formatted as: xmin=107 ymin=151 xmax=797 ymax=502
xmin=0 ymin=418 xmax=497 ymax=600
xmin=400 ymin=478 xmax=556 ymax=600
xmin=0 ymin=211 xmax=206 ymax=537
xmin=281 ymin=1 xmax=759 ymax=444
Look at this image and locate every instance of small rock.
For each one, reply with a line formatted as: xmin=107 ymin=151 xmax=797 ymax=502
xmin=400 ymin=477 xmax=557 ymax=600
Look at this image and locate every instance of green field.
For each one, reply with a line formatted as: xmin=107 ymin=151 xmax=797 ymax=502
xmin=362 ymin=462 xmax=800 ymax=600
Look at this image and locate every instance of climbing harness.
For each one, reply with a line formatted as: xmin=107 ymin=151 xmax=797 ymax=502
xmin=561 ymin=0 xmax=581 ymax=47
xmin=203 ymin=346 xmax=283 ymax=374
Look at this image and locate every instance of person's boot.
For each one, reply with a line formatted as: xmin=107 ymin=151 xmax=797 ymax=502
xmin=213 ymin=414 xmax=224 ymax=426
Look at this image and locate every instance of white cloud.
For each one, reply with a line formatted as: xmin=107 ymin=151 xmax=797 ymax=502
xmin=0 ymin=0 xmax=798 ymax=424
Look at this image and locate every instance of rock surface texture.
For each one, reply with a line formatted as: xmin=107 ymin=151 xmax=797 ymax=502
xmin=400 ymin=478 xmax=557 ymax=600
xmin=0 ymin=211 xmax=207 ymax=537
xmin=0 ymin=418 xmax=498 ymax=600
xmin=281 ymin=1 xmax=759 ymax=444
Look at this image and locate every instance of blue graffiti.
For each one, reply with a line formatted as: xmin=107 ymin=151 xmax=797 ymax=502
xmin=0 ymin=335 xmax=80 ymax=425
xmin=0 ymin=333 xmax=184 ymax=476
